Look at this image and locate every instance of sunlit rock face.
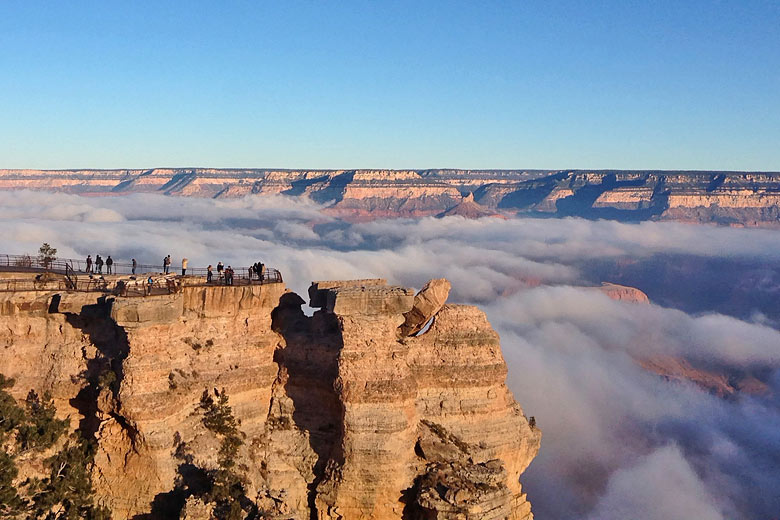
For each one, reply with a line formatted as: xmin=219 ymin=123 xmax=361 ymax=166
xmin=1 ymin=168 xmax=778 ymax=225
xmin=0 ymin=276 xmax=540 ymax=519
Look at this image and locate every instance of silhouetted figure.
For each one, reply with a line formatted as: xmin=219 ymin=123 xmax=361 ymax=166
xmin=132 ymin=258 xmax=137 ymax=275
xmin=225 ymin=266 xmax=234 ymax=286
xmin=95 ymin=255 xmax=103 ymax=274
xmin=207 ymin=265 xmax=213 ymax=283
xmin=217 ymin=261 xmax=224 ymax=281
xmin=85 ymin=255 xmax=93 ymax=273
xmin=163 ymin=255 xmax=171 ymax=274
xmin=105 ymin=255 xmax=113 ymax=274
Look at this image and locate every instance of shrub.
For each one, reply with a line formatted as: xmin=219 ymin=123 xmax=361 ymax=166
xmin=0 ymin=450 xmax=25 ymax=516
xmin=0 ymin=375 xmax=25 ymax=444
xmin=13 ymin=255 xmax=32 ymax=268
xmin=0 ymin=373 xmax=107 ymax=518
xmin=16 ymin=389 xmax=68 ymax=451
xmin=198 ymin=389 xmax=250 ymax=520
xmin=26 ymin=437 xmax=110 ymax=520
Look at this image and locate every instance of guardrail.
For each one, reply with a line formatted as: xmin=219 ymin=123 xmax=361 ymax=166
xmin=0 ymin=254 xmax=281 ymax=281
xmin=0 ymin=253 xmax=283 ymax=296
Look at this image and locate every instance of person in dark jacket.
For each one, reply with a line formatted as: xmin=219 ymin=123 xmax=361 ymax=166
xmin=132 ymin=258 xmax=137 ymax=275
xmin=86 ymin=255 xmax=93 ymax=273
xmin=105 ymin=255 xmax=113 ymax=274
xmin=95 ymin=255 xmax=104 ymax=274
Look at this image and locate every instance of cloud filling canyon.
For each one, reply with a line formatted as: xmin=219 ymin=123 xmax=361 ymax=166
xmin=1 ymin=190 xmax=779 ymax=519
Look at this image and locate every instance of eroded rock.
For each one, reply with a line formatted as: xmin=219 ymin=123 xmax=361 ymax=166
xmin=0 ymin=276 xmax=539 ymax=519
xmin=401 ymin=278 xmax=451 ymax=336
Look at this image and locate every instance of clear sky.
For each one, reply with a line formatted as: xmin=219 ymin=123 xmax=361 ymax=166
xmin=1 ymin=0 xmax=778 ymax=170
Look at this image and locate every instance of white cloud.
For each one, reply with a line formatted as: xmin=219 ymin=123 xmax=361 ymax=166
xmin=1 ymin=190 xmax=779 ymax=518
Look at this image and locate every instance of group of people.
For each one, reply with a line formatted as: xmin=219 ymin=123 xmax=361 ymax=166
xmin=250 ymin=261 xmax=266 ymax=281
xmin=85 ymin=255 xmax=139 ymax=275
xmin=207 ymin=262 xmax=236 ymax=285
xmin=85 ymin=254 xmax=115 ymax=274
xmin=162 ymin=254 xmax=189 ymax=275
xmin=84 ymin=253 xmax=268 ymax=286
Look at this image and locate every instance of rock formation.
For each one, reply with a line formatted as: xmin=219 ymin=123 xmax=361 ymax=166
xmin=1 ymin=168 xmax=779 ymax=225
xmin=595 ymin=282 xmax=650 ymax=303
xmin=436 ymin=192 xmax=507 ymax=220
xmin=401 ymin=278 xmax=451 ymax=336
xmin=0 ymin=274 xmax=540 ymax=519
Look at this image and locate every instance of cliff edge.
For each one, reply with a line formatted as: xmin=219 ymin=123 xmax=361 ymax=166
xmin=0 ymin=276 xmax=540 ymax=519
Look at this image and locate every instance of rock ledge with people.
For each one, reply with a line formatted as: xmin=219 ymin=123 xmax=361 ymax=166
xmin=0 ymin=270 xmax=539 ymax=520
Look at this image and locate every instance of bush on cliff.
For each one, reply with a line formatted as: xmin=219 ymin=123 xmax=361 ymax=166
xmin=0 ymin=373 xmax=109 ymax=519
xmin=0 ymin=451 xmax=25 ymax=517
xmin=0 ymin=375 xmax=25 ymax=444
xmin=199 ymin=388 xmax=251 ymax=520
xmin=25 ymin=437 xmax=110 ymax=520
xmin=17 ymin=389 xmax=68 ymax=451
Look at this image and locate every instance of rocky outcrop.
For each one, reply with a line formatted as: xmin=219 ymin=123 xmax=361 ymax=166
xmin=401 ymin=278 xmax=451 ymax=336
xmin=436 ymin=192 xmax=507 ymax=219
xmin=1 ymin=168 xmax=778 ymax=225
xmin=0 ymin=275 xmax=540 ymax=519
xmin=638 ymin=355 xmax=772 ymax=398
xmin=596 ymin=282 xmax=650 ymax=303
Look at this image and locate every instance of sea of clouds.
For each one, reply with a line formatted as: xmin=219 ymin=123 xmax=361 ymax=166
xmin=1 ymin=190 xmax=779 ymax=519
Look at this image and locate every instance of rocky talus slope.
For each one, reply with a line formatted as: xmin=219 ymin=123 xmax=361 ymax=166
xmin=1 ymin=168 xmax=778 ymax=225
xmin=0 ymin=276 xmax=540 ymax=519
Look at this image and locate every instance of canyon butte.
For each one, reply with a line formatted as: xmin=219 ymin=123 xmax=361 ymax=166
xmin=1 ymin=168 xmax=779 ymax=226
xmin=0 ymin=273 xmax=540 ymax=519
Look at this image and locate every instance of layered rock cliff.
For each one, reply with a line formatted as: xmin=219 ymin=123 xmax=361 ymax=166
xmin=1 ymin=168 xmax=778 ymax=225
xmin=0 ymin=275 xmax=540 ymax=519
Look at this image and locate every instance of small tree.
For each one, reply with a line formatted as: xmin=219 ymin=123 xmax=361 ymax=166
xmin=198 ymin=389 xmax=249 ymax=520
xmin=0 ymin=375 xmax=25 ymax=444
xmin=0 ymin=372 xmax=108 ymax=519
xmin=16 ymin=389 xmax=68 ymax=451
xmin=38 ymin=243 xmax=57 ymax=269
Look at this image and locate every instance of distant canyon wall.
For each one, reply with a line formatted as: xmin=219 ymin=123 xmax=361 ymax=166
xmin=1 ymin=168 xmax=779 ymax=225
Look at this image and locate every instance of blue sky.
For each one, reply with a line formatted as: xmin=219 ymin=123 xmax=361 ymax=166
xmin=1 ymin=1 xmax=778 ymax=170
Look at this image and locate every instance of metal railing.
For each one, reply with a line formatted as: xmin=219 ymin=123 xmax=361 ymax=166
xmin=0 ymin=254 xmax=282 ymax=282
xmin=0 ymin=253 xmax=283 ymax=296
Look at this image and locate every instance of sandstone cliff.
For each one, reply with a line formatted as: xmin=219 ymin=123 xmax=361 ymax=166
xmin=0 ymin=275 xmax=540 ymax=519
xmin=1 ymin=168 xmax=778 ymax=225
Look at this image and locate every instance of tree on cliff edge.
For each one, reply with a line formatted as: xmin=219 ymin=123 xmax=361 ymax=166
xmin=38 ymin=243 xmax=57 ymax=269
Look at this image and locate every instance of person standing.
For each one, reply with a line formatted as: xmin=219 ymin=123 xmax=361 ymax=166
xmin=207 ymin=264 xmax=213 ymax=282
xmin=217 ymin=261 xmax=224 ymax=281
xmin=132 ymin=258 xmax=137 ymax=275
xmin=95 ymin=255 xmax=103 ymax=274
xmin=86 ymin=255 xmax=93 ymax=273
xmin=181 ymin=257 xmax=188 ymax=276
xmin=106 ymin=255 xmax=113 ymax=275
xmin=163 ymin=255 xmax=171 ymax=274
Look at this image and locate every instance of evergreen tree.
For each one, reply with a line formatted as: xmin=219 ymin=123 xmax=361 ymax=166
xmin=17 ymin=389 xmax=68 ymax=451
xmin=0 ymin=373 xmax=109 ymax=519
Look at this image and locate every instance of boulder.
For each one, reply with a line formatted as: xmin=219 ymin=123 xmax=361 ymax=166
xmin=400 ymin=278 xmax=451 ymax=336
